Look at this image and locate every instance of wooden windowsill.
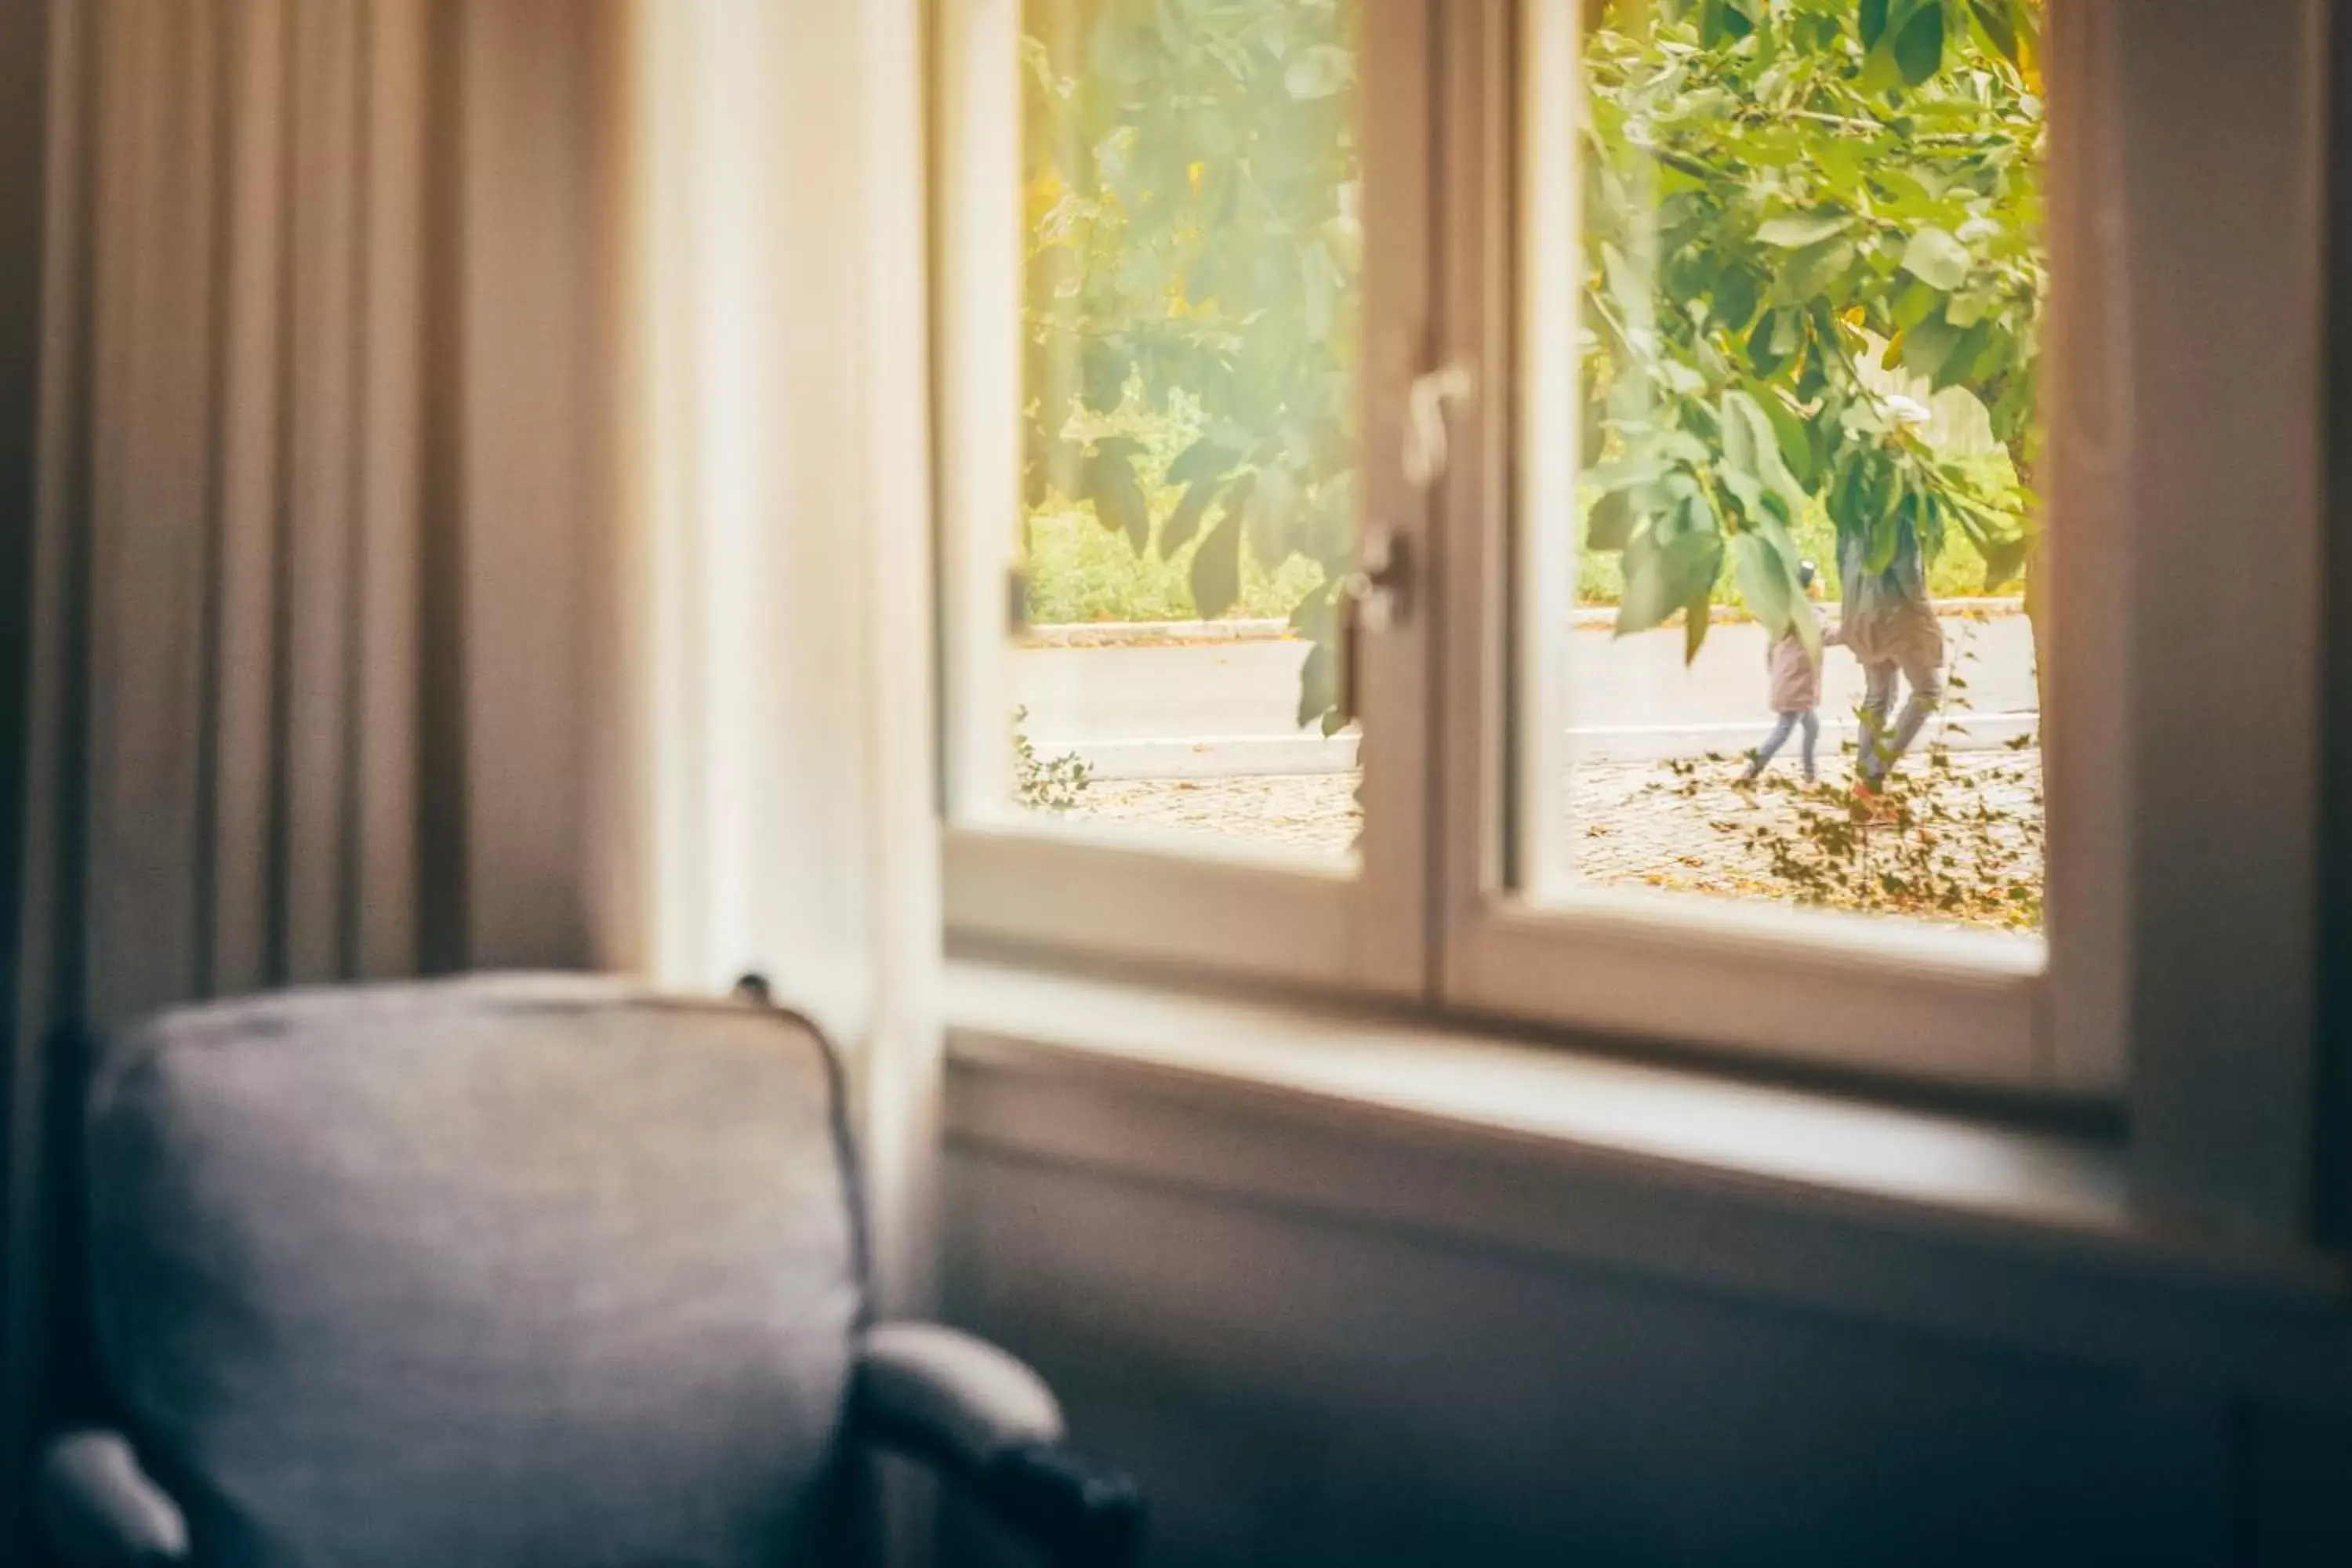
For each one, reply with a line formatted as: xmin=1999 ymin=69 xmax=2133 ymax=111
xmin=943 ymin=960 xmax=2352 ymax=1379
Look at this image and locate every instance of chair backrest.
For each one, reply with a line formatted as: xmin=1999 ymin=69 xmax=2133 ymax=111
xmin=83 ymin=975 xmax=867 ymax=1568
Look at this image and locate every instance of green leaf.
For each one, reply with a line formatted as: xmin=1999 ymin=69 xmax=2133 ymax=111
xmin=1586 ymin=453 xmax=1671 ymax=495
xmin=1165 ymin=437 xmax=1238 ymax=488
xmin=1719 ymin=390 xmax=1759 ymax=474
xmin=1158 ymin=476 xmax=1219 ymax=558
xmin=1619 ymin=514 xmax=1725 ymax=637
xmin=1084 ymin=448 xmax=1152 ymax=554
xmin=1720 ymin=467 xmax=1766 ymax=521
xmin=1732 ymin=530 xmax=1802 ymax=645
xmin=1936 ymin=320 xmax=1999 ymax=391
xmin=1721 ymin=390 xmax=1806 ymax=519
xmin=1585 ymin=489 xmax=1639 ymax=552
xmin=1747 ymin=310 xmax=1790 ymax=377
xmin=1757 ymin=389 xmax=1818 ymax=488
xmin=1967 ymin=0 xmax=2020 ymax=67
xmin=1305 ymin=471 xmax=1357 ymax=562
xmin=1684 ymin=592 xmax=1711 ymax=663
xmin=1189 ymin=497 xmax=1245 ymax=619
xmin=1894 ymin=1 xmax=1945 ymax=86
xmin=1700 ymin=0 xmax=1755 ymax=46
xmin=1976 ymin=528 xmax=2032 ymax=590
xmin=1900 ymin=312 xmax=1965 ymax=384
xmin=1711 ymin=266 xmax=1760 ymax=333
xmin=1297 ymin=641 xmax=1341 ymax=732
xmin=1601 ymin=242 xmax=1653 ymax=325
xmin=1899 ymin=227 xmax=1971 ymax=292
xmin=1892 ymin=277 xmax=1944 ymax=329
xmin=1944 ymin=285 xmax=2000 ymax=328
xmin=1859 ymin=0 xmax=1892 ymax=49
xmin=1246 ymin=463 xmax=1300 ymax=569
xmin=1755 ymin=211 xmax=1850 ymax=249
xmin=1777 ymin=238 xmax=1856 ymax=303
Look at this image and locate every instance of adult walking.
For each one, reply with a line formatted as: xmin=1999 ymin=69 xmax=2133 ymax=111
xmin=1837 ymin=511 xmax=1945 ymax=797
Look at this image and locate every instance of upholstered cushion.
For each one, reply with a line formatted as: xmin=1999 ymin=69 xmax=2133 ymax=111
xmin=84 ymin=975 xmax=865 ymax=1568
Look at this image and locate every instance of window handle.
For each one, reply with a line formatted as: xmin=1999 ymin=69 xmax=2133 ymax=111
xmin=1339 ymin=526 xmax=1411 ymax=633
xmin=1403 ymin=361 xmax=1476 ymax=489
xmin=1337 ymin=526 xmax=1410 ymax=728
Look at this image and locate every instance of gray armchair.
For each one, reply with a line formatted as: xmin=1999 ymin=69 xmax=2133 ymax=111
xmin=37 ymin=975 xmax=1141 ymax=1568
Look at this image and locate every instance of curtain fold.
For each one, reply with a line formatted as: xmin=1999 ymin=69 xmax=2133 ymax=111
xmin=3 ymin=2 xmax=631 ymax=1552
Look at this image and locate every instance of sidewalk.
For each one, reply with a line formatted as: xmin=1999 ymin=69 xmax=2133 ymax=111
xmin=1055 ymin=747 xmax=2044 ymax=925
xmin=1015 ymin=606 xmax=2038 ymax=779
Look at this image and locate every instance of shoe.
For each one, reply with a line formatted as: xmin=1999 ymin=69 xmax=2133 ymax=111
xmin=1852 ymin=779 xmax=1896 ymax=820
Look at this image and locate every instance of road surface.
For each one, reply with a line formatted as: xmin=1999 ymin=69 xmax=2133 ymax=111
xmin=1012 ymin=612 xmax=2036 ymax=779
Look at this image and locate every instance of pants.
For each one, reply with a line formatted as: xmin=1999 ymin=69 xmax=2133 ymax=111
xmin=1747 ymin=709 xmax=1819 ymax=779
xmin=1857 ymin=649 xmax=1945 ymax=782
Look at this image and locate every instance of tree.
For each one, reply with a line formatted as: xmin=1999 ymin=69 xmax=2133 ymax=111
xmin=1580 ymin=0 xmax=2044 ymax=660
xmin=1020 ymin=0 xmax=2045 ymax=729
xmin=1022 ymin=0 xmax=1363 ymax=730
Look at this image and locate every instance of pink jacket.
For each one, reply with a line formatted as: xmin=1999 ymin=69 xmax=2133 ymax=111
xmin=1767 ymin=609 xmax=1825 ymax=713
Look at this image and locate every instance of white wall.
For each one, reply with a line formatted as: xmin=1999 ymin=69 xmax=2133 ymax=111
xmin=938 ymin=1047 xmax=2352 ymax=1567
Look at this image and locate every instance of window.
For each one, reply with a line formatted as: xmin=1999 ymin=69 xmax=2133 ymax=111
xmin=938 ymin=0 xmax=2325 ymax=1108
xmin=1523 ymin=2 xmax=2047 ymax=929
xmin=938 ymin=0 xmax=1433 ymax=994
xmin=1005 ymin=0 xmax=1367 ymax=865
xmin=1428 ymin=0 xmax=2056 ymax=1084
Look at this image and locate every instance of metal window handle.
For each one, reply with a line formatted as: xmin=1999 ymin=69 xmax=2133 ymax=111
xmin=1338 ymin=527 xmax=1410 ymax=633
xmin=1403 ymin=362 xmax=1476 ymax=489
xmin=1336 ymin=528 xmax=1410 ymax=728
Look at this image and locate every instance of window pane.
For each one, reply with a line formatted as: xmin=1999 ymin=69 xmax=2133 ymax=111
xmin=1001 ymin=0 xmax=1365 ymax=865
xmin=1523 ymin=0 xmax=2047 ymax=935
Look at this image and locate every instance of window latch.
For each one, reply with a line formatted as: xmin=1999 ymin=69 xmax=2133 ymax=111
xmin=1338 ymin=526 xmax=1411 ymax=633
xmin=1337 ymin=526 xmax=1410 ymax=728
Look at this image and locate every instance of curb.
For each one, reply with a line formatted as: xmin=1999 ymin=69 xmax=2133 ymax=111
xmin=1021 ymin=616 xmax=1291 ymax=648
xmin=1022 ymin=597 xmax=2028 ymax=649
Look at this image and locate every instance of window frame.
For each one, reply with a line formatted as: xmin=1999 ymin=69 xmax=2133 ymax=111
xmin=933 ymin=0 xmax=2332 ymax=1178
xmin=932 ymin=0 xmax=1438 ymax=1000
xmin=1430 ymin=0 xmax=2064 ymax=1091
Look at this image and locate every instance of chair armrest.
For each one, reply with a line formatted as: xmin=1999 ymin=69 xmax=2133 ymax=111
xmin=851 ymin=1323 xmax=1144 ymax=1568
xmin=38 ymin=1430 xmax=189 ymax=1566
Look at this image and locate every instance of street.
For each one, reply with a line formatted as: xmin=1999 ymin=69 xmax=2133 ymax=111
xmin=1013 ymin=612 xmax=2037 ymax=779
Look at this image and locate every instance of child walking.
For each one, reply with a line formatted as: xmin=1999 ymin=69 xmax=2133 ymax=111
xmin=1739 ymin=561 xmax=1825 ymax=786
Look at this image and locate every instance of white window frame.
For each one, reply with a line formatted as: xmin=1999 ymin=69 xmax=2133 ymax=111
xmin=935 ymin=0 xmax=2332 ymax=1212
xmin=1429 ymin=0 xmax=2324 ymax=1131
xmin=1434 ymin=0 xmax=2050 ymax=1089
xmin=932 ymin=0 xmax=1437 ymax=1000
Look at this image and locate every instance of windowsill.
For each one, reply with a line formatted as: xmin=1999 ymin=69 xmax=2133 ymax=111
xmin=943 ymin=960 xmax=2350 ymax=1318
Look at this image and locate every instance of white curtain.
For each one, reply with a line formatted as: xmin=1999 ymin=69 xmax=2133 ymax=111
xmin=621 ymin=0 xmax=944 ymax=1317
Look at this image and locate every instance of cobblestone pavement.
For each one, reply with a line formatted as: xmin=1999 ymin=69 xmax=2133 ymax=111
xmin=1046 ymin=747 xmax=2045 ymax=925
